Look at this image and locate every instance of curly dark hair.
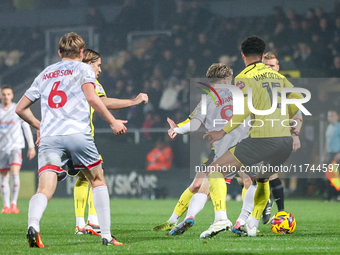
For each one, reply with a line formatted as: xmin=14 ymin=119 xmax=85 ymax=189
xmin=241 ymin=36 xmax=266 ymax=57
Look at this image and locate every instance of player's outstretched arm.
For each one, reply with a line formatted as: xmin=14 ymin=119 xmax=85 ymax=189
xmin=82 ymin=83 xmax=127 ymax=135
xmin=101 ymin=93 xmax=148 ymax=110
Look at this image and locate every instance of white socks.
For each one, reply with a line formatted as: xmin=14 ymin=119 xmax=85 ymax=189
xmin=0 ymin=175 xmax=10 ymax=207
xmin=186 ymin=193 xmax=208 ymax=219
xmin=76 ymin=217 xmax=86 ymax=229
xmin=28 ymin=193 xmax=48 ymax=232
xmin=248 ymin=217 xmax=260 ymax=229
xmin=168 ymin=212 xmax=180 ymax=224
xmin=215 ymin=210 xmax=228 ymax=221
xmin=10 ymin=174 xmax=20 ymax=205
xmin=237 ymin=183 xmax=257 ymax=225
xmin=87 ymin=214 xmax=99 ymax=226
xmin=92 ymin=185 xmax=111 ymax=240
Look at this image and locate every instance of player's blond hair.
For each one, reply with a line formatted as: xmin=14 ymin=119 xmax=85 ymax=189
xmin=82 ymin=49 xmax=101 ymax=63
xmin=59 ymin=32 xmax=85 ymax=58
xmin=206 ymin=63 xmax=233 ymax=83
xmin=264 ymin=52 xmax=279 ymax=64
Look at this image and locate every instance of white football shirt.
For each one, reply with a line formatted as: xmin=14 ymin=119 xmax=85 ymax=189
xmin=0 ymin=102 xmax=34 ymax=151
xmin=25 ymin=60 xmax=96 ymax=138
xmin=191 ymin=88 xmax=250 ymax=160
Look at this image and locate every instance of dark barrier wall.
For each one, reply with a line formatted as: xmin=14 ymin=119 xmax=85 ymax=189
xmin=52 ymin=167 xmax=191 ymax=199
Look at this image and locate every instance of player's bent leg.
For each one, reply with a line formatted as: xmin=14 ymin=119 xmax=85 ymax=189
xmin=233 ymin=182 xmax=257 ymax=235
xmin=27 ymin=171 xmax=58 ymax=248
xmin=0 ymin=171 xmax=11 ymax=214
xmin=153 ymin=172 xmax=204 ymax=231
xmin=169 ymin=177 xmax=209 ymax=236
xmin=200 ymin=151 xmax=239 ymax=239
xmin=245 ymin=178 xmax=270 ymax=237
xmin=269 ymin=174 xmax=285 ymax=211
xmin=197 ymin=178 xmax=233 ymax=239
xmin=81 ymin=165 xmax=123 ymax=246
xmin=9 ymin=164 xmax=20 ymax=213
xmin=74 ymin=172 xmax=89 ymax=234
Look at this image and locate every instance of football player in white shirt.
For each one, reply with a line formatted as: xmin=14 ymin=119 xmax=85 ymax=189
xmin=0 ymin=86 xmax=36 ymax=214
xmin=16 ymin=32 xmax=127 ymax=248
xmin=165 ymin=63 xmax=253 ymax=238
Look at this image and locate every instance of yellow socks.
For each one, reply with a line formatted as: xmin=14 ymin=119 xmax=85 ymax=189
xmin=208 ymin=172 xmax=227 ymax=212
xmin=252 ymin=181 xmax=270 ymax=219
xmin=74 ymin=179 xmax=89 ymax=218
xmin=173 ymin=188 xmax=194 ymax=217
xmin=88 ymin=187 xmax=97 ymax=217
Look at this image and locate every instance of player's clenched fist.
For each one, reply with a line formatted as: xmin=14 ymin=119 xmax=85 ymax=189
xmin=134 ymin=93 xmax=149 ymax=105
xmin=110 ymin=120 xmax=128 ymax=135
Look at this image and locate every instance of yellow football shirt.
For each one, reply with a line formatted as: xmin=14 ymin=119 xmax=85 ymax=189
xmin=223 ymin=61 xmax=304 ymax=138
xmin=90 ymin=79 xmax=107 ymax=137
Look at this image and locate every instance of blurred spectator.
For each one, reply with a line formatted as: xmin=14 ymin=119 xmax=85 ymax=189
xmin=142 ymin=112 xmax=162 ymax=141
xmin=121 ymin=51 xmax=142 ymax=81
xmin=146 ymin=138 xmax=174 ymax=171
xmin=185 ymin=0 xmax=212 ymax=33
xmin=150 ymin=66 xmax=164 ymax=85
xmin=300 ymin=19 xmax=313 ymax=43
xmin=85 ymin=7 xmax=106 ymax=32
xmin=310 ymin=33 xmax=333 ymax=71
xmin=288 ymin=20 xmax=302 ymax=46
xmin=167 ymin=0 xmax=187 ymax=28
xmin=112 ymin=80 xmax=127 ymax=99
xmin=185 ymin=58 xmax=197 ymax=79
xmin=317 ymin=18 xmax=333 ymax=46
xmin=159 ymin=79 xmax=183 ymax=119
xmin=315 ymin=7 xmax=325 ymax=20
xmin=147 ymin=78 xmax=163 ymax=112
xmin=305 ymin=8 xmax=318 ymax=29
xmin=287 ymin=9 xmax=301 ymax=23
xmin=172 ymin=37 xmax=189 ymax=61
xmin=328 ymin=56 xmax=340 ymax=77
xmin=216 ymin=20 xmax=238 ymax=54
xmin=266 ymin=6 xmax=287 ymax=33
xmin=293 ymin=42 xmax=320 ymax=73
xmin=158 ymin=49 xmax=176 ymax=79
xmin=110 ymin=0 xmax=138 ymax=49
xmin=271 ymin=22 xmax=290 ymax=54
xmin=322 ymin=109 xmax=340 ymax=201
xmin=191 ymin=33 xmax=216 ymax=76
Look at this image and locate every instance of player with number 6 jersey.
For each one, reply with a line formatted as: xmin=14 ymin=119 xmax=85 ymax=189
xmin=16 ymin=32 xmax=126 ymax=248
xmin=25 ymin=60 xmax=96 ymax=138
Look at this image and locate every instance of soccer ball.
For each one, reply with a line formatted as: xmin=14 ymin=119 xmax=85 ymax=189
xmin=270 ymin=211 xmax=296 ymax=234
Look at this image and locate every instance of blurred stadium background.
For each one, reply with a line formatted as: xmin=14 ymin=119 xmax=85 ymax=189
xmin=1 ymin=0 xmax=340 ymax=200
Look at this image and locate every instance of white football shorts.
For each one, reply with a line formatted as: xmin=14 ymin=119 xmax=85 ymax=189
xmin=38 ymin=133 xmax=101 ymax=181
xmin=0 ymin=149 xmax=22 ymax=172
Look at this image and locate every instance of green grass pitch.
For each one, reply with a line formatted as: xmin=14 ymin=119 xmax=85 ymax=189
xmin=0 ymin=198 xmax=339 ymax=254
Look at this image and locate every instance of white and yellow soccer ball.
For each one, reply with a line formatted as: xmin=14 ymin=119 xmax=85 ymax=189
xmin=270 ymin=211 xmax=296 ymax=234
